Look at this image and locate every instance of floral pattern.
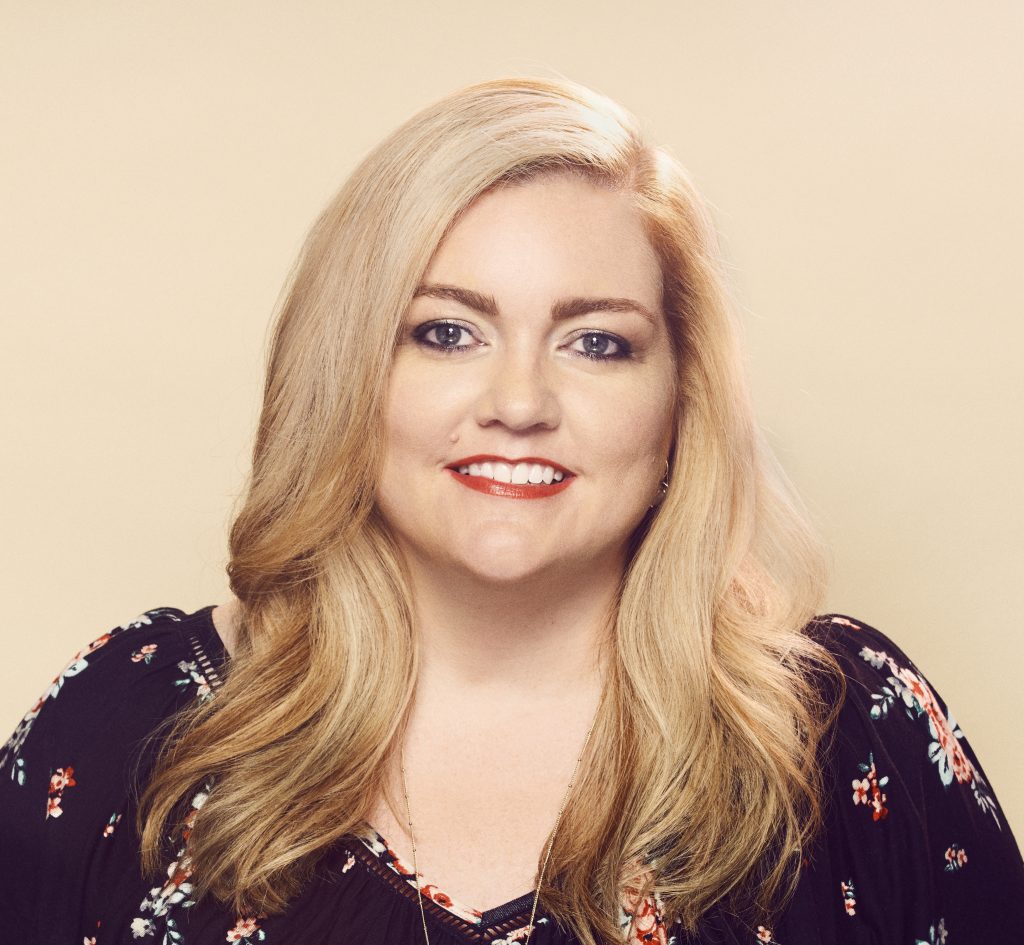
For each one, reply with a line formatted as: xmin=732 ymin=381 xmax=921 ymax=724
xmin=173 ymin=659 xmax=213 ymax=703
xmin=858 ymin=640 xmax=1001 ymax=827
xmin=354 ymin=826 xmax=485 ymax=924
xmin=354 ymin=823 xmax=677 ymax=944
xmin=915 ymin=916 xmax=948 ymax=944
xmin=618 ymin=873 xmax=669 ymax=944
xmin=1 ymin=607 xmax=1022 ymax=944
xmin=840 ymin=878 xmax=857 ymax=916
xmin=944 ymin=843 xmax=967 ymax=871
xmin=131 ymin=643 xmax=159 ymax=664
xmin=103 ymin=811 xmax=122 ymax=837
xmin=131 ymin=784 xmax=206 ymax=942
xmin=1 ymin=608 xmax=181 ymax=785
xmin=851 ymin=752 xmax=889 ymax=821
xmin=488 ymin=920 xmax=551 ymax=944
xmin=226 ymin=917 xmax=266 ymax=942
xmin=46 ymin=765 xmax=77 ymax=819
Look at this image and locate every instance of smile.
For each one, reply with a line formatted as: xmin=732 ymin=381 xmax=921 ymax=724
xmin=444 ymin=455 xmax=576 ymax=500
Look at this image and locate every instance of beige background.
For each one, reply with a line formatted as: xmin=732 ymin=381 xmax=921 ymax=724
xmin=2 ymin=2 xmax=1021 ymax=840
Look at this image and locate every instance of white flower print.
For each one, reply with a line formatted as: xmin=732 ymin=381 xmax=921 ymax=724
xmin=174 ymin=660 xmax=213 ymax=702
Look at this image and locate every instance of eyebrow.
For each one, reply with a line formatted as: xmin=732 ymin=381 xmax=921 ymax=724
xmin=412 ymin=282 xmax=657 ymax=324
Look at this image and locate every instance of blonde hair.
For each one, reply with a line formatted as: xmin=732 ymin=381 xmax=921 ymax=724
xmin=138 ymin=76 xmax=845 ymax=943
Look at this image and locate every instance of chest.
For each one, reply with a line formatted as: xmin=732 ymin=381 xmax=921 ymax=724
xmin=368 ymin=696 xmax=605 ymax=914
xmin=365 ymin=755 xmax=580 ymax=915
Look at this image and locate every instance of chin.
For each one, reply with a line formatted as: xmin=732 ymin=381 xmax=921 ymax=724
xmin=448 ymin=550 xmax=560 ymax=587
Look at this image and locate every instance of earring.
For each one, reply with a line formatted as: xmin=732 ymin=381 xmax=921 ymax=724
xmin=648 ymin=458 xmax=670 ymax=510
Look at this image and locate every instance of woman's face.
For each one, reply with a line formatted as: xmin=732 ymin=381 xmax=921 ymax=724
xmin=377 ymin=172 xmax=677 ymax=587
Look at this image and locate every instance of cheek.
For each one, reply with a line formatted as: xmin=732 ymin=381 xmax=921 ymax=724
xmin=383 ymin=362 xmax=460 ymax=461
xmin=575 ymin=379 xmax=674 ymax=479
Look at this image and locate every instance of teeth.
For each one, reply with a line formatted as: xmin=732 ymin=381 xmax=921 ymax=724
xmin=454 ymin=461 xmax=567 ymax=484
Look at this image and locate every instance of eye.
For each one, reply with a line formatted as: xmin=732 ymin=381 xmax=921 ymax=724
xmin=411 ymin=320 xmax=477 ymax=354
xmin=568 ymin=331 xmax=632 ymax=362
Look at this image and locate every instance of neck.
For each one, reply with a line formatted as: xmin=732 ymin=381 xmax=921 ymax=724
xmin=402 ymin=552 xmax=622 ymax=704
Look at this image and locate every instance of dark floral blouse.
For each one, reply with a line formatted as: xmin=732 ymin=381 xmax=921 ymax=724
xmin=1 ymin=605 xmax=1022 ymax=944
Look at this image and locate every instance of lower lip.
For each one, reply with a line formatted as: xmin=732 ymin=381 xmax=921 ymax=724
xmin=446 ymin=468 xmax=575 ymax=499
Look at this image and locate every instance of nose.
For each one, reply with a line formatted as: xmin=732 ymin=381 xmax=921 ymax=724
xmin=473 ymin=346 xmax=560 ymax=433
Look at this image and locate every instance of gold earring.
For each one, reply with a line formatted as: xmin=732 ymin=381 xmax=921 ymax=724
xmin=649 ymin=458 xmax=670 ymax=510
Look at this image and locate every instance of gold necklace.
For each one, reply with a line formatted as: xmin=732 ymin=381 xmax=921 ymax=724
xmin=400 ymin=719 xmax=597 ymax=945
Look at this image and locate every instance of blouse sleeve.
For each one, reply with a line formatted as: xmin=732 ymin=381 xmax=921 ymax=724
xmin=0 ymin=606 xmax=202 ymax=944
xmin=818 ymin=613 xmax=1024 ymax=942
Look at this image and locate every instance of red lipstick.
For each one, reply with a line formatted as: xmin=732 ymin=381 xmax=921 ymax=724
xmin=445 ymin=455 xmax=576 ymax=500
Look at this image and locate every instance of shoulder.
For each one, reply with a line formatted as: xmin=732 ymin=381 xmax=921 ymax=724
xmin=804 ymin=612 xmax=971 ymax=777
xmin=0 ymin=606 xmax=227 ymax=933
xmin=1 ymin=604 xmax=226 ymax=793
xmin=753 ymin=616 xmax=1024 ymax=945
xmin=801 ymin=612 xmax=972 ymax=739
xmin=803 ymin=611 xmax=925 ymax=679
xmin=28 ymin=603 xmax=223 ymax=713
xmin=805 ymin=611 xmax=1016 ymax=837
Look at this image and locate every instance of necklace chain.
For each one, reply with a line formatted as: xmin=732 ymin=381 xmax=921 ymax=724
xmin=400 ymin=718 xmax=597 ymax=945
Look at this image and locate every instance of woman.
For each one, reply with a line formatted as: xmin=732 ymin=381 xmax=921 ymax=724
xmin=2 ymin=76 xmax=1022 ymax=945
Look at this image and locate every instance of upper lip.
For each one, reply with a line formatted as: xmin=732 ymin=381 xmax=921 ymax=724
xmin=446 ymin=454 xmax=576 ymax=476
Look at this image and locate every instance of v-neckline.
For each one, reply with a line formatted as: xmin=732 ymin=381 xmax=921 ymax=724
xmin=193 ymin=608 xmax=545 ymax=937
xmin=352 ymin=822 xmax=540 ymax=933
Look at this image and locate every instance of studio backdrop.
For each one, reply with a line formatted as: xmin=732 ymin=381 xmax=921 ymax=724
xmin=2 ymin=1 xmax=1021 ymax=834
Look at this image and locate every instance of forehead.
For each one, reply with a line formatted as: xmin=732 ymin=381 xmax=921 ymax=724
xmin=422 ymin=173 xmax=663 ymax=308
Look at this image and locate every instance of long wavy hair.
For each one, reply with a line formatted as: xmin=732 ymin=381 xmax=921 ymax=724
xmin=137 ymin=75 xmax=845 ymax=943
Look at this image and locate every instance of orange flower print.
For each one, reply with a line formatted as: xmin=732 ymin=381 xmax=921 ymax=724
xmin=840 ymin=878 xmax=857 ymax=916
xmin=489 ymin=925 xmax=552 ymax=945
xmin=756 ymin=925 xmax=780 ymax=943
xmin=131 ymin=643 xmax=159 ymax=664
xmin=491 ymin=920 xmax=551 ymax=944
xmin=50 ymin=767 xmax=75 ymax=792
xmin=852 ymin=779 xmax=869 ymax=805
xmin=944 ymin=843 xmax=968 ymax=871
xmin=46 ymin=765 xmax=77 ymax=819
xmin=627 ymin=893 xmax=667 ymax=943
xmin=619 ymin=876 xmax=668 ymax=944
xmin=422 ymin=884 xmax=453 ymax=908
xmin=226 ymin=916 xmax=266 ymax=942
xmin=102 ymin=812 xmax=122 ymax=837
xmin=357 ymin=827 xmax=484 ymax=924
xmin=341 ymin=852 xmax=355 ymax=873
xmin=852 ymin=753 xmax=889 ymax=821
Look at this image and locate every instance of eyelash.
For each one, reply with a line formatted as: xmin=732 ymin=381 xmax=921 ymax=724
xmin=410 ymin=319 xmax=633 ymax=362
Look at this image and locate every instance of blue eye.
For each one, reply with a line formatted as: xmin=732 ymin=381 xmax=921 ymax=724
xmin=410 ymin=320 xmax=633 ymax=362
xmin=570 ymin=332 xmax=631 ymax=361
xmin=411 ymin=320 xmax=475 ymax=354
